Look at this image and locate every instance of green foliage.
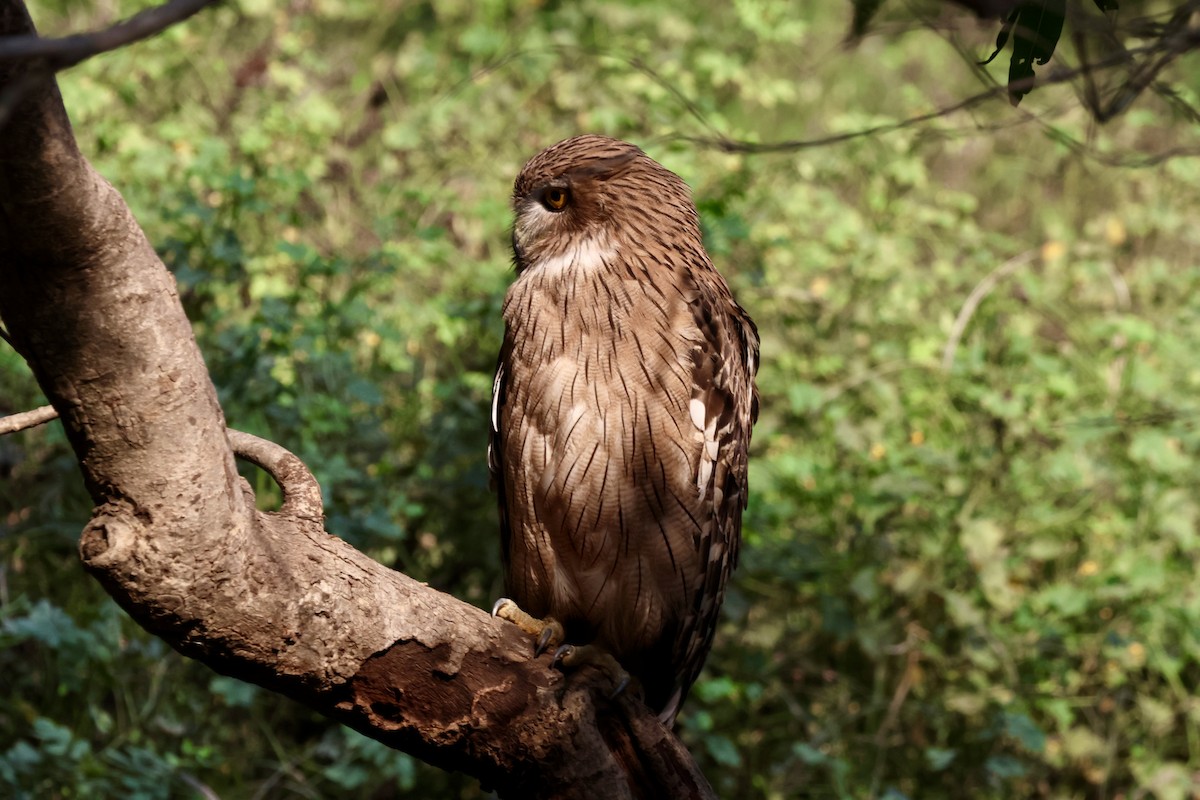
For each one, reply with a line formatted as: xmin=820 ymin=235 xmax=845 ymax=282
xmin=3 ymin=0 xmax=1200 ymax=798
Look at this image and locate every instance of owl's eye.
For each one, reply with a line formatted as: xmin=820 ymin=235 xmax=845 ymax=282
xmin=543 ymin=187 xmax=570 ymax=211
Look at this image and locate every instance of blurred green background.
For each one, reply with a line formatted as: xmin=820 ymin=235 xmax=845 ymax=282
xmin=3 ymin=0 xmax=1200 ymax=798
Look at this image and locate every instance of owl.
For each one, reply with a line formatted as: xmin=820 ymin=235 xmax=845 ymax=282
xmin=490 ymin=135 xmax=759 ymax=726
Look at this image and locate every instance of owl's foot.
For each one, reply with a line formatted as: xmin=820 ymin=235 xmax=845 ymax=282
xmin=492 ymin=599 xmax=631 ymax=700
xmin=491 ymin=597 xmax=564 ymax=656
xmin=552 ymin=644 xmax=631 ymax=700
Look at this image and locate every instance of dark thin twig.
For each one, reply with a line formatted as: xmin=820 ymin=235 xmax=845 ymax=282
xmin=627 ymin=56 xmax=724 ymax=141
xmin=0 ymin=0 xmax=220 ymax=131
xmin=669 ymin=29 xmax=1197 ymax=157
xmin=442 ymin=46 xmax=727 ymax=142
xmin=670 ymin=0 xmax=1200 ymax=162
xmin=1151 ymin=81 xmax=1200 ymax=125
xmin=670 ymin=90 xmax=997 ymax=154
xmin=0 ymin=0 xmax=219 ymax=67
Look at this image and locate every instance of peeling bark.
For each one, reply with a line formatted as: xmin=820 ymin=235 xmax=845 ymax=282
xmin=0 ymin=1 xmax=716 ymax=797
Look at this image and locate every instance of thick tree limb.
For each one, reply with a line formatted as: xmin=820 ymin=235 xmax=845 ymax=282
xmin=2 ymin=408 xmax=317 ymax=523
xmin=0 ymin=2 xmax=715 ymax=797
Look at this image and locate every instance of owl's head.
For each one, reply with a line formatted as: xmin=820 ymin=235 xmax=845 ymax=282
xmin=510 ymin=135 xmax=703 ymax=275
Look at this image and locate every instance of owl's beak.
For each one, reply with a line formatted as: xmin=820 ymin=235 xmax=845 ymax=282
xmin=511 ymin=227 xmax=526 ymax=265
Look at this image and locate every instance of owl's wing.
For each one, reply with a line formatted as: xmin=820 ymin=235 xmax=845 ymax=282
xmin=663 ymin=272 xmax=760 ymax=725
xmin=488 ymin=356 xmax=514 ymax=573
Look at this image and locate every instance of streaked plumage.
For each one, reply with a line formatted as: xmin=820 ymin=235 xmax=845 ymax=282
xmin=490 ymin=135 xmax=759 ymax=725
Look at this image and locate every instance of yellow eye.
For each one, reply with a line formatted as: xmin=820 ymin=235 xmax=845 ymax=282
xmin=544 ymin=187 xmax=569 ymax=211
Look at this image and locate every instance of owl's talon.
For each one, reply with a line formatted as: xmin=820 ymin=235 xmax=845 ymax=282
xmin=551 ymin=643 xmax=575 ymax=668
xmin=552 ymin=643 xmax=630 ymax=699
xmin=608 ymin=671 xmax=631 ymax=700
xmin=535 ymin=624 xmax=562 ymax=657
xmin=491 ymin=597 xmax=563 ymax=653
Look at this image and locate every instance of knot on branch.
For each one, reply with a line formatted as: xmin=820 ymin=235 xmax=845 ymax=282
xmin=79 ymin=505 xmax=143 ymax=564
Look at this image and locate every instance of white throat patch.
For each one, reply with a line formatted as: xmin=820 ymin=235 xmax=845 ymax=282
xmin=531 ymin=236 xmax=616 ymax=278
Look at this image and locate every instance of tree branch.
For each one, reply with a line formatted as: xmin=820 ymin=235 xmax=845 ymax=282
xmin=0 ymin=2 xmax=715 ymax=797
xmin=664 ymin=2 xmax=1200 ymax=161
xmin=0 ymin=403 xmax=57 ymax=435
xmin=225 ymin=428 xmax=325 ymax=523
xmin=942 ymin=250 xmax=1037 ymax=371
xmin=0 ymin=0 xmax=217 ymax=65
xmin=0 ymin=0 xmax=218 ymax=130
xmin=667 ymin=37 xmax=1167 ymax=154
xmin=0 ymin=405 xmax=325 ymax=522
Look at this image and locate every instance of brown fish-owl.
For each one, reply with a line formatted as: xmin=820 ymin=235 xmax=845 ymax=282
xmin=490 ymin=135 xmax=759 ymax=725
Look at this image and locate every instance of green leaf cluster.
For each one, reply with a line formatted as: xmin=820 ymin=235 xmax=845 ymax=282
xmin=3 ymin=1 xmax=1200 ymax=798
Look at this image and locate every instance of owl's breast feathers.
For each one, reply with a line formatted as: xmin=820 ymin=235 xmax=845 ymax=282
xmin=491 ymin=244 xmax=758 ymax=721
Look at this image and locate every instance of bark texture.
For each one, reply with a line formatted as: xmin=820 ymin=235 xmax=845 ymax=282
xmin=0 ymin=2 xmax=715 ymax=797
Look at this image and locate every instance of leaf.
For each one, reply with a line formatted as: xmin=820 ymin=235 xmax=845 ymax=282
xmin=793 ymin=742 xmax=827 ymax=765
xmin=1024 ymin=0 xmax=1066 ymax=65
xmin=849 ymin=0 xmax=889 ymax=39
xmin=32 ymin=718 xmax=81 ymax=759
xmin=1128 ymin=430 xmax=1191 ymax=474
xmin=1155 ymin=489 xmax=1198 ymax=550
xmin=209 ymin=676 xmax=259 ymax=708
xmin=960 ymin=519 xmax=1004 ymax=565
xmin=694 ymin=675 xmax=738 ymax=703
xmin=1137 ymin=694 xmax=1175 ymax=737
xmin=1132 ymin=762 xmax=1192 ymax=800
xmin=820 ymin=594 xmax=856 ymax=638
xmin=986 ymin=754 xmax=1028 ymax=779
xmin=2 ymin=600 xmax=87 ymax=651
xmin=1062 ymin=726 xmax=1106 ymax=760
xmin=925 ymin=747 xmax=957 ymax=770
xmin=1003 ymin=711 xmax=1047 ymax=753
xmin=980 ymin=7 xmax=1018 ymax=65
xmin=1007 ymin=0 xmax=1066 ymax=104
xmin=979 ymin=1 xmax=1066 ymax=104
xmin=704 ymin=734 xmax=742 ymax=768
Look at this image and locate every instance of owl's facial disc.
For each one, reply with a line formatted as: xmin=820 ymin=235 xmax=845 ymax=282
xmin=509 ymin=138 xmax=643 ymax=275
xmin=512 ymin=180 xmax=588 ymax=269
xmin=511 ymin=183 xmax=620 ymax=278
